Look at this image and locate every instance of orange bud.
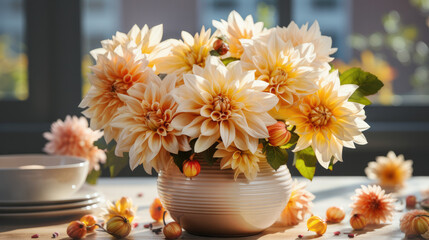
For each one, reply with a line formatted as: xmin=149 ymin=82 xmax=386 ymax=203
xmin=182 ymin=155 xmax=201 ymax=178
xmin=80 ymin=214 xmax=98 ymax=232
xmin=413 ymin=216 xmax=429 ymax=235
xmin=350 ymin=213 xmax=367 ymax=230
xmin=307 ymin=216 xmax=327 ymax=235
xmin=326 ymin=206 xmax=345 ymax=223
xmin=150 ymin=198 xmax=166 ymax=222
xmin=213 ymin=38 xmax=229 ymax=55
xmin=267 ymin=121 xmax=291 ymax=146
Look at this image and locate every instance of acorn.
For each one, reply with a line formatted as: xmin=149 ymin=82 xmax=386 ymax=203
xmin=350 ymin=213 xmax=367 ymax=230
xmin=66 ymin=221 xmax=87 ymax=239
xmin=326 ymin=206 xmax=346 ymax=223
xmin=267 ymin=121 xmax=291 ymax=147
xmin=106 ymin=216 xmax=132 ymax=239
xmin=307 ymin=216 xmax=327 ymax=235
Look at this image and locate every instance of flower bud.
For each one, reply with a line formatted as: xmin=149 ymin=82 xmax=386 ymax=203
xmin=150 ymin=198 xmax=166 ymax=222
xmin=66 ymin=221 xmax=87 ymax=239
xmin=163 ymin=222 xmax=182 ymax=239
xmin=326 ymin=206 xmax=345 ymax=223
xmin=267 ymin=121 xmax=291 ymax=146
xmin=412 ymin=215 xmax=429 ymax=235
xmin=80 ymin=214 xmax=98 ymax=232
xmin=406 ymin=195 xmax=417 ymax=209
xmin=182 ymin=154 xmax=201 ymax=178
xmin=213 ymin=38 xmax=229 ymax=55
xmin=307 ymin=216 xmax=327 ymax=235
xmin=350 ymin=213 xmax=367 ymax=230
xmin=106 ymin=216 xmax=132 ymax=239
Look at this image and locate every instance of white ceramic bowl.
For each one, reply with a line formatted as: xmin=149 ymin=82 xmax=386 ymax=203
xmin=0 ymin=154 xmax=89 ymax=202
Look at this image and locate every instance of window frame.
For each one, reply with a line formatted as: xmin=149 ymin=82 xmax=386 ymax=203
xmin=0 ymin=0 xmax=427 ymax=176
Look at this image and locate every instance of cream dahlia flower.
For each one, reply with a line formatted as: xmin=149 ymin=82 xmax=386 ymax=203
xmin=279 ymin=70 xmax=369 ymax=168
xmin=212 ymin=10 xmax=267 ymax=58
xmin=95 ymin=24 xmax=172 ymax=68
xmin=153 ymin=26 xmax=218 ymax=85
xmin=214 ymin=142 xmax=265 ymax=180
xmin=350 ymin=185 xmax=396 ymax=224
xmin=241 ymin=33 xmax=319 ymax=109
xmin=43 ymin=115 xmax=106 ymax=172
xmin=275 ymin=21 xmax=337 ymax=70
xmin=80 ymin=43 xmax=152 ymax=143
xmin=111 ymin=74 xmax=190 ymax=173
xmin=365 ymin=151 xmax=413 ymax=189
xmin=279 ymin=179 xmax=315 ymax=226
xmin=172 ymin=56 xmax=278 ymax=154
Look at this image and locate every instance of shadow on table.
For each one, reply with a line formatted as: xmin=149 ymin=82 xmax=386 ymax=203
xmin=0 ymin=214 xmax=79 ymax=233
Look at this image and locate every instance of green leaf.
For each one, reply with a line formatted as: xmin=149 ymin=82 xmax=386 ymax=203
xmin=328 ymin=157 xmax=334 ymax=171
xmin=339 ymin=68 xmax=384 ymax=105
xmin=86 ymin=169 xmax=101 ymax=185
xmin=221 ymin=57 xmax=239 ymax=66
xmin=294 ymin=147 xmax=317 ymax=180
xmin=210 ymin=50 xmax=220 ymax=56
xmin=348 ymin=90 xmax=372 ymax=105
xmin=94 ymin=137 xmax=108 ymax=150
xmin=263 ymin=141 xmax=289 ymax=170
xmin=105 ymin=144 xmax=129 ymax=177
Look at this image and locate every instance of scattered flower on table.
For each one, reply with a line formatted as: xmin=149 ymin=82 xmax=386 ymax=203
xmin=43 ymin=115 xmax=106 ymax=172
xmin=365 ymin=151 xmax=413 ymax=190
xmin=350 ymin=185 xmax=395 ymax=224
xmin=400 ymin=209 xmax=429 ymax=237
xmin=279 ymin=180 xmax=315 ymax=226
xmin=103 ymin=197 xmax=136 ymax=223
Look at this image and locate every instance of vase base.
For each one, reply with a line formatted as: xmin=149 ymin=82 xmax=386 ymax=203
xmin=185 ymin=229 xmax=263 ymax=238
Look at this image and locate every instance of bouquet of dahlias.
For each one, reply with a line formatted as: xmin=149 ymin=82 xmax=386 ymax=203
xmin=80 ymin=11 xmax=383 ymax=181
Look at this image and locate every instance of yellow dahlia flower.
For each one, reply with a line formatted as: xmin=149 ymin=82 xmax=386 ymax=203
xmin=96 ymin=24 xmax=172 ymax=68
xmin=241 ymin=32 xmax=319 ymax=109
xmin=279 ymin=70 xmax=369 ymax=168
xmin=172 ymin=56 xmax=278 ymax=154
xmin=214 ymin=142 xmax=265 ymax=180
xmin=111 ymin=74 xmax=190 ymax=173
xmin=275 ymin=21 xmax=337 ymax=70
xmin=212 ymin=10 xmax=267 ymax=58
xmin=365 ymin=151 xmax=413 ymax=189
xmin=153 ymin=26 xmax=218 ymax=85
xmin=103 ymin=196 xmax=136 ymax=222
xmin=80 ymin=43 xmax=152 ymax=143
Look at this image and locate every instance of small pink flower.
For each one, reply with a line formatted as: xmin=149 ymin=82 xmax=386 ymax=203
xmin=43 ymin=115 xmax=106 ymax=172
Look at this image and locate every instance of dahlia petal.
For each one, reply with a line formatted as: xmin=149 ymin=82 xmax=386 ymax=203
xmin=194 ymin=134 xmax=220 ymax=153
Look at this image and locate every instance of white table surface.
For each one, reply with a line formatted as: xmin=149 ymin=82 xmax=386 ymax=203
xmin=1 ymin=176 xmax=428 ymax=240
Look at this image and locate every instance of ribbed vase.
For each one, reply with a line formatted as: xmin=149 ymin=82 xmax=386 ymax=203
xmin=157 ymin=160 xmax=293 ymax=237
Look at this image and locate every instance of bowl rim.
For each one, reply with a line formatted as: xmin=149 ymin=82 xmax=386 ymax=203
xmin=0 ymin=154 xmax=89 ymax=171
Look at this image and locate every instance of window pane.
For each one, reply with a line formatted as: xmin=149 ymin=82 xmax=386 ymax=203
xmin=292 ymin=0 xmax=429 ymax=106
xmin=81 ymin=0 xmax=278 ymax=96
xmin=0 ymin=0 xmax=28 ymax=101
